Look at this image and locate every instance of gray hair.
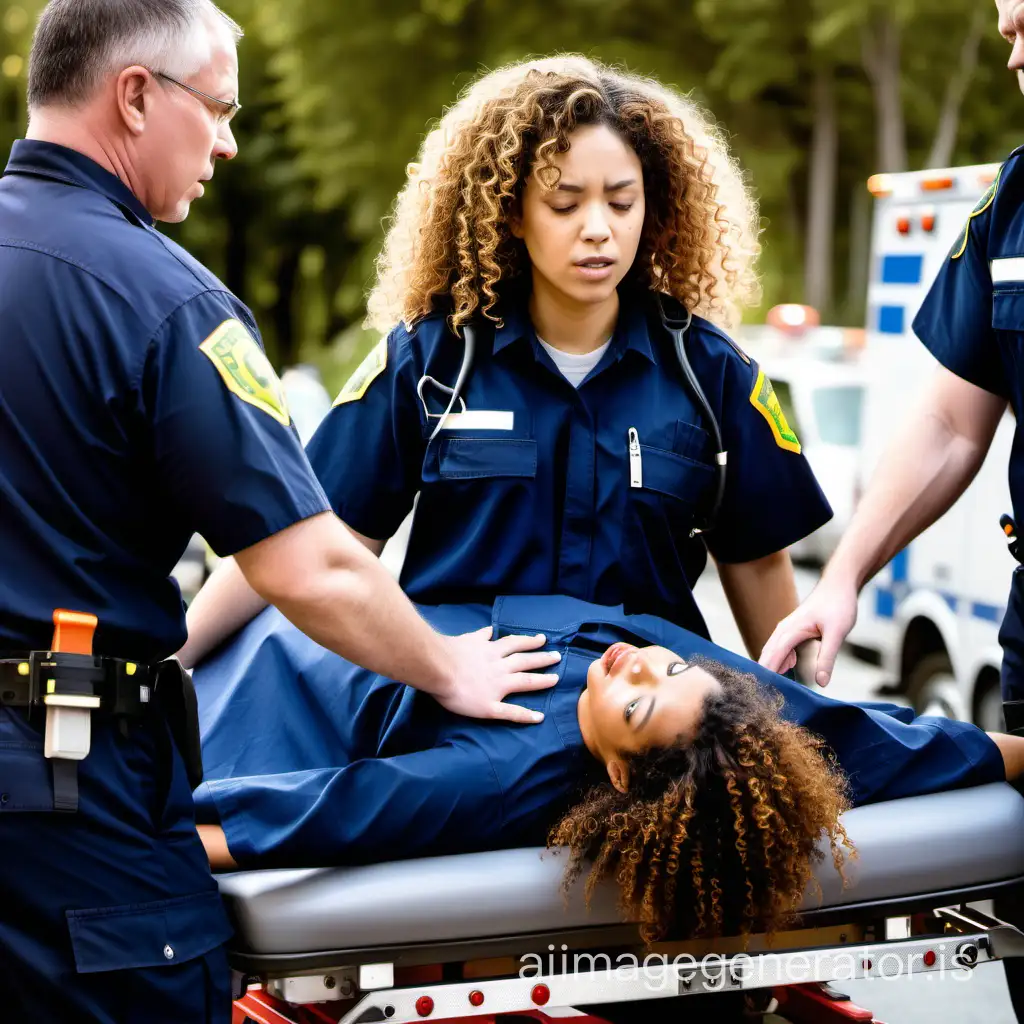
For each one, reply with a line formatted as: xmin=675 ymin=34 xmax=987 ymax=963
xmin=28 ymin=0 xmax=243 ymax=109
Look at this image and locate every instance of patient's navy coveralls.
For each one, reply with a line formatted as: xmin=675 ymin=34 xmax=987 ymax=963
xmin=194 ymin=596 xmax=1002 ymax=868
xmin=914 ymin=147 xmax=1024 ymax=701
xmin=308 ymin=285 xmax=832 ymax=634
xmin=0 ymin=142 xmax=330 ymax=1022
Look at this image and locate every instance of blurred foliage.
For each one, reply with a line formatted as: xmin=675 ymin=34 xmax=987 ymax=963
xmin=0 ymin=0 xmax=1022 ymax=393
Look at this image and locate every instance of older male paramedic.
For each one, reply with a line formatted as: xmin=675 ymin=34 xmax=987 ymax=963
xmin=0 ymin=2 xmax=557 ymax=1021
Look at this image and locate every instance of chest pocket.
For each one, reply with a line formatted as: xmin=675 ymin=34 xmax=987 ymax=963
xmin=438 ymin=438 xmax=538 ymax=480
xmin=994 ymin=288 xmax=1024 ymax=329
xmin=992 ymin=290 xmax=1024 ymax=381
xmin=635 ymin=444 xmax=715 ymax=508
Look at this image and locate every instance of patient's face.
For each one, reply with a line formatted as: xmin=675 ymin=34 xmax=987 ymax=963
xmin=583 ymin=643 xmax=722 ymax=758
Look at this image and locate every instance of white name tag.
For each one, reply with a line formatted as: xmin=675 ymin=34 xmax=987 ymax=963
xmin=437 ymin=410 xmax=515 ymax=430
xmin=991 ymin=257 xmax=1024 ymax=284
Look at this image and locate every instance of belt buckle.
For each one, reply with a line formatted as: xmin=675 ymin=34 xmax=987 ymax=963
xmin=28 ymin=651 xmax=102 ymax=709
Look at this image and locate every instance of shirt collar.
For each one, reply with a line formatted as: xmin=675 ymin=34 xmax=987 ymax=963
xmin=4 ymin=140 xmax=155 ymax=227
xmin=491 ymin=285 xmax=656 ymax=364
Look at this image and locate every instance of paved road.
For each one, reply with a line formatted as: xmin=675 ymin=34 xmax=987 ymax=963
xmin=695 ymin=564 xmax=1017 ymax=1023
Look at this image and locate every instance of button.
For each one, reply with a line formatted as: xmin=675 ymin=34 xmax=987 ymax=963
xmin=163 ymin=945 xmax=175 ymax=960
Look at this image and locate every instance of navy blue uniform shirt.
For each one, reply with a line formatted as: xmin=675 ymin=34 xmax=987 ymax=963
xmin=913 ymin=147 xmax=1024 ymax=697
xmin=0 ymin=141 xmax=331 ymax=660
xmin=194 ymin=596 xmax=1001 ymax=868
xmin=0 ymin=140 xmax=331 ymax=1019
xmin=913 ymin=147 xmax=1024 ymax=506
xmin=308 ymin=287 xmax=832 ymax=635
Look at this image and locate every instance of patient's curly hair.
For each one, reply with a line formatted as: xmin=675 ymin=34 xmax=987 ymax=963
xmin=366 ymin=55 xmax=761 ymax=335
xmin=549 ymin=660 xmax=852 ymax=944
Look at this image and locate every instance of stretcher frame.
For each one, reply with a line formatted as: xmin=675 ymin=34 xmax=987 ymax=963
xmin=228 ymin=871 xmax=1024 ymax=1024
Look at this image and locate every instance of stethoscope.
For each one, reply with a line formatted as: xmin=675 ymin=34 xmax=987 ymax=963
xmin=425 ymin=294 xmax=728 ymax=536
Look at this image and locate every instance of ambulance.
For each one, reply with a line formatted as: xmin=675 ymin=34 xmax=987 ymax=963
xmin=845 ymin=162 xmax=1015 ymax=732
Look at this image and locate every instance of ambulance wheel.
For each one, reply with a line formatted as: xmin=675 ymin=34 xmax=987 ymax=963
xmin=906 ymin=652 xmax=959 ymax=718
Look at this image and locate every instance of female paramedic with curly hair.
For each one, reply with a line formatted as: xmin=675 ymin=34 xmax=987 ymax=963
xmin=180 ymin=55 xmax=832 ymax=670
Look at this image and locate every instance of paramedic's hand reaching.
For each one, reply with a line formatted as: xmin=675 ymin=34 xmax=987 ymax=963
xmin=438 ymin=628 xmax=561 ymax=723
xmin=759 ymin=575 xmax=859 ymax=687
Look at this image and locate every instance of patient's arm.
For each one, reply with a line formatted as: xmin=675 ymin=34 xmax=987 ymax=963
xmin=198 ymin=824 xmax=237 ymax=871
xmin=987 ymin=732 xmax=1024 ymax=782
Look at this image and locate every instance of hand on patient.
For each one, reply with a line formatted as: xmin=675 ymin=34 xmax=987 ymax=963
xmin=436 ymin=627 xmax=561 ymax=723
xmin=759 ymin=573 xmax=859 ymax=686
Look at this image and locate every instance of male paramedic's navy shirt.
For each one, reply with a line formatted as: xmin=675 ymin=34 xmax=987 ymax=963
xmin=193 ymin=596 xmax=1002 ymax=868
xmin=0 ymin=141 xmax=331 ymax=660
xmin=913 ymin=146 xmax=1024 ymax=519
xmin=307 ymin=287 xmax=832 ymax=635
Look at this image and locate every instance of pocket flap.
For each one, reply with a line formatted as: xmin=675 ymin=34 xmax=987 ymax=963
xmin=992 ymin=288 xmax=1024 ymax=330
xmin=439 ymin=438 xmax=538 ymax=480
xmin=67 ymin=890 xmax=232 ymax=973
xmin=639 ymin=445 xmax=714 ymax=503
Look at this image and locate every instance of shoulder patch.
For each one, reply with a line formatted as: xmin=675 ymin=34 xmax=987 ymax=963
xmin=749 ymin=367 xmax=801 ymax=454
xmin=333 ymin=339 xmax=387 ymax=407
xmin=951 ymin=166 xmax=1002 ymax=260
xmin=199 ymin=319 xmax=290 ymax=427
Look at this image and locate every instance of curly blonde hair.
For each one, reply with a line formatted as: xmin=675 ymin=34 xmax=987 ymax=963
xmin=366 ymin=55 xmax=761 ymax=335
xmin=549 ymin=660 xmax=852 ymax=943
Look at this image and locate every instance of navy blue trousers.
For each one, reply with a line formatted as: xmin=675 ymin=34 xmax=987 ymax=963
xmin=0 ymin=706 xmax=233 ymax=1023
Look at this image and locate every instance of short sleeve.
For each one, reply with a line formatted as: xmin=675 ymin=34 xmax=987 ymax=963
xmin=306 ymin=328 xmax=426 ymax=541
xmin=705 ymin=354 xmax=833 ymax=564
xmin=142 ymin=291 xmax=331 ymax=557
xmin=912 ymin=172 xmax=1008 ymax=399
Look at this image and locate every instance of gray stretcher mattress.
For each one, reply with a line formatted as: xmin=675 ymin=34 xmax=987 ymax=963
xmin=216 ymin=783 xmax=1024 ymax=956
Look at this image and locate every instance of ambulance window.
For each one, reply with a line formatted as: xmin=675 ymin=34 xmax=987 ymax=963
xmin=811 ymin=385 xmax=863 ymax=446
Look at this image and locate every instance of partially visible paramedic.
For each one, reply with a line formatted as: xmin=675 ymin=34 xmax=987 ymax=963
xmin=182 ymin=55 xmax=833 ymax=670
xmin=0 ymin=2 xmax=558 ymax=1020
xmin=760 ymin=0 xmax=1024 ymax=706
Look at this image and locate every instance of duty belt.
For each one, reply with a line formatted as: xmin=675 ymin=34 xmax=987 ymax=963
xmin=0 ymin=613 xmax=204 ymax=812
xmin=0 ymin=652 xmax=154 ymax=721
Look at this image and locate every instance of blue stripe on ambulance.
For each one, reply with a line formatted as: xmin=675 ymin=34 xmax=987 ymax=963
xmin=877 ymin=305 xmax=905 ymax=334
xmin=879 ymin=254 xmax=924 ymax=285
xmin=871 ymin=548 xmax=1004 ymax=623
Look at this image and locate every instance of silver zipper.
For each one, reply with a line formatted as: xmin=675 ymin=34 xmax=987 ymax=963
xmin=628 ymin=427 xmax=643 ymax=488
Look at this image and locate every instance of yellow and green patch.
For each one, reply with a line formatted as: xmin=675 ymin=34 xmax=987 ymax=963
xmin=199 ymin=319 xmax=290 ymax=427
xmin=951 ymin=168 xmax=1001 ymax=260
xmin=749 ymin=368 xmax=801 ymax=454
xmin=333 ymin=339 xmax=387 ymax=406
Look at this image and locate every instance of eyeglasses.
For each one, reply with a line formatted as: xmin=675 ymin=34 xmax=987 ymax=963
xmin=151 ymin=70 xmax=241 ymax=126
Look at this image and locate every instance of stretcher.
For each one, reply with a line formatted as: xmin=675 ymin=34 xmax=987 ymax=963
xmin=219 ymin=783 xmax=1024 ymax=1024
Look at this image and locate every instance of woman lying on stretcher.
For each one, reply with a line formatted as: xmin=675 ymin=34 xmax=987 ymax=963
xmin=192 ymin=596 xmax=1024 ymax=944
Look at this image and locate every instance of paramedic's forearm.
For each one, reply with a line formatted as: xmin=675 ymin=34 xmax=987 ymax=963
xmin=179 ymin=523 xmax=388 ymax=669
xmin=717 ymin=551 xmax=799 ymax=659
xmin=230 ymin=513 xmax=561 ymax=723
xmin=824 ymin=366 xmax=1005 ymax=592
xmin=178 ymin=558 xmax=268 ymax=668
xmin=234 ymin=514 xmax=456 ymax=695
